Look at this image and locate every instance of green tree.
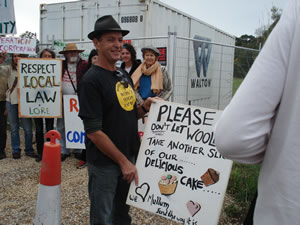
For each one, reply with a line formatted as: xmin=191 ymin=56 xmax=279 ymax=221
xmin=234 ymin=35 xmax=260 ymax=78
xmin=257 ymin=6 xmax=282 ymax=45
xmin=234 ymin=6 xmax=282 ymax=78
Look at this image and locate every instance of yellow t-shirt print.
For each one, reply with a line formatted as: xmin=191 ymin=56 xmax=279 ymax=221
xmin=115 ymin=81 xmax=136 ymax=111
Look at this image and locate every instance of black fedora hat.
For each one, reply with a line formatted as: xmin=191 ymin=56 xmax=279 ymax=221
xmin=88 ymin=15 xmax=129 ymax=40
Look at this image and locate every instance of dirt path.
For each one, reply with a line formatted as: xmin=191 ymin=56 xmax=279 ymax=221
xmin=0 ymin=130 xmax=236 ymax=224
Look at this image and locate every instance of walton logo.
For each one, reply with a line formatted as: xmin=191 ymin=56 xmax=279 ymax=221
xmin=193 ymin=35 xmax=212 ymax=78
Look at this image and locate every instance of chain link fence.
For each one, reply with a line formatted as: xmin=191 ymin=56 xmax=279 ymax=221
xmin=38 ymin=34 xmax=260 ymax=110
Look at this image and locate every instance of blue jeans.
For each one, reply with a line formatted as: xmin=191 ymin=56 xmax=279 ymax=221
xmin=6 ymin=102 xmax=34 ymax=154
xmin=88 ymin=163 xmax=132 ymax=225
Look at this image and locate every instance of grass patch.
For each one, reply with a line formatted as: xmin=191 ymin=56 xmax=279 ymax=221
xmin=228 ymin=163 xmax=260 ymax=204
xmin=233 ymin=77 xmax=244 ymax=96
xmin=224 ymin=163 xmax=260 ymax=222
xmin=222 ymin=77 xmax=261 ymax=223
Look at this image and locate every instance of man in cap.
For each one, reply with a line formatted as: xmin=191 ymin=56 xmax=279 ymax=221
xmin=58 ymin=43 xmax=88 ymax=161
xmin=78 ymin=15 xmax=157 ymax=224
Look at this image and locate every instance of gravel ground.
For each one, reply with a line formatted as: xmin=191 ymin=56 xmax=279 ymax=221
xmin=0 ymin=130 xmax=236 ymax=225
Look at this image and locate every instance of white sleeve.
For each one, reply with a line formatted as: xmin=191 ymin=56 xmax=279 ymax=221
xmin=215 ymin=0 xmax=298 ymax=164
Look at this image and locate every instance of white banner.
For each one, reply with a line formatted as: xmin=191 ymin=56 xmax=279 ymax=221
xmin=0 ymin=37 xmax=36 ymax=55
xmin=63 ymin=95 xmax=85 ymax=149
xmin=0 ymin=0 xmax=16 ymax=35
xmin=127 ymin=101 xmax=232 ymax=225
xmin=18 ymin=58 xmax=62 ymax=118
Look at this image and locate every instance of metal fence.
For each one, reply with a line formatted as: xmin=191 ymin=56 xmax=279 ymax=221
xmin=39 ymin=33 xmax=260 ymax=110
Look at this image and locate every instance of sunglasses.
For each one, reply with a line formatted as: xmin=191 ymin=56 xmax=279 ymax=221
xmin=114 ymin=70 xmax=129 ymax=88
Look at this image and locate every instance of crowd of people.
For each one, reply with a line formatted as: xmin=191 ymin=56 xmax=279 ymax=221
xmin=0 ymin=14 xmax=172 ymax=223
xmin=0 ymin=17 xmax=172 ymax=173
xmin=1 ymin=1 xmax=299 ymax=222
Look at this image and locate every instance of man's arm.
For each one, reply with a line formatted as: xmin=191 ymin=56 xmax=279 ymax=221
xmin=215 ymin=1 xmax=295 ymax=164
xmin=87 ymin=130 xmax=139 ymax=185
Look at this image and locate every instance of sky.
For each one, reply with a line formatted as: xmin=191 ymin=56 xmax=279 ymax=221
xmin=13 ymin=0 xmax=287 ymax=38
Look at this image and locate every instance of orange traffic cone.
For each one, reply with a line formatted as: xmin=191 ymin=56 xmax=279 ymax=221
xmin=34 ymin=130 xmax=61 ymax=225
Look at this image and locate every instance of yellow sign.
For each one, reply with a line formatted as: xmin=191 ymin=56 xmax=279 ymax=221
xmin=116 ymin=82 xmax=136 ymax=111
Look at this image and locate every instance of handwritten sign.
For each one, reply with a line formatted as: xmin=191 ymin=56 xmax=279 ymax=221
xmin=18 ymin=58 xmax=62 ymax=118
xmin=0 ymin=0 xmax=16 ymax=34
xmin=127 ymin=101 xmax=232 ymax=225
xmin=63 ymin=95 xmax=85 ymax=149
xmin=0 ymin=37 xmax=37 ymax=55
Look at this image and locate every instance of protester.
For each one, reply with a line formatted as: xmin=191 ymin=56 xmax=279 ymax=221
xmin=34 ymin=48 xmax=56 ymax=162
xmin=78 ymin=15 xmax=157 ymax=225
xmin=131 ymin=46 xmax=172 ymax=105
xmin=0 ymin=53 xmax=36 ymax=159
xmin=76 ymin=49 xmax=98 ymax=169
xmin=87 ymin=49 xmax=98 ymax=69
xmin=121 ymin=43 xmax=141 ymax=76
xmin=215 ymin=1 xmax=299 ymax=224
xmin=0 ymin=51 xmax=8 ymax=159
xmin=58 ymin=43 xmax=88 ymax=162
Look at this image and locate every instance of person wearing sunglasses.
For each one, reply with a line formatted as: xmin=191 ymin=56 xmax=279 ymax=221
xmin=78 ymin=15 xmax=158 ymax=225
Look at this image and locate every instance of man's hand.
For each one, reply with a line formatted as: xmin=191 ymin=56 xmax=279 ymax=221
xmin=143 ymin=96 xmax=162 ymax=112
xmin=119 ymin=159 xmax=139 ymax=185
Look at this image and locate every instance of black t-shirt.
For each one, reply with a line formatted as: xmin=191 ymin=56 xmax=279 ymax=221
xmin=78 ymin=65 xmax=140 ymax=165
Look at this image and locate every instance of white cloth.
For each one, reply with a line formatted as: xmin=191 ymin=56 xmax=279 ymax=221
xmin=62 ymin=64 xmax=77 ymax=95
xmin=5 ymin=65 xmax=18 ymax=104
xmin=125 ymin=66 xmax=131 ymax=74
xmin=215 ymin=1 xmax=300 ymax=224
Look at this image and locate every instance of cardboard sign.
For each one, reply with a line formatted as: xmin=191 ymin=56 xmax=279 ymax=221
xmin=127 ymin=101 xmax=232 ymax=225
xmin=0 ymin=0 xmax=16 ymax=35
xmin=18 ymin=58 xmax=62 ymax=118
xmin=0 ymin=37 xmax=36 ymax=55
xmin=63 ymin=95 xmax=85 ymax=149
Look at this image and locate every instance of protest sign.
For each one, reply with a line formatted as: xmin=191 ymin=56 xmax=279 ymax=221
xmin=63 ymin=95 xmax=85 ymax=149
xmin=18 ymin=58 xmax=62 ymax=118
xmin=138 ymin=115 xmax=148 ymax=140
xmin=0 ymin=0 xmax=16 ymax=35
xmin=0 ymin=37 xmax=36 ymax=55
xmin=127 ymin=101 xmax=232 ymax=225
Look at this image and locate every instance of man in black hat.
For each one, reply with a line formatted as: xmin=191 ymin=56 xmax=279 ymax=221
xmin=78 ymin=15 xmax=157 ymax=225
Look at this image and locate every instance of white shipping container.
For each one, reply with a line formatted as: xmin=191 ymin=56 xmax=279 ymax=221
xmin=40 ymin=0 xmax=235 ymax=109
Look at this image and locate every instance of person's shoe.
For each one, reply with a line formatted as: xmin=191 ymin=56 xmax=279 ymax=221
xmin=0 ymin=152 xmax=6 ymax=160
xmin=35 ymin=154 xmax=42 ymax=162
xmin=77 ymin=160 xmax=87 ymax=169
xmin=61 ymin=154 xmax=70 ymax=162
xmin=73 ymin=152 xmax=83 ymax=160
xmin=12 ymin=152 xmax=21 ymax=159
xmin=25 ymin=152 xmax=38 ymax=158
